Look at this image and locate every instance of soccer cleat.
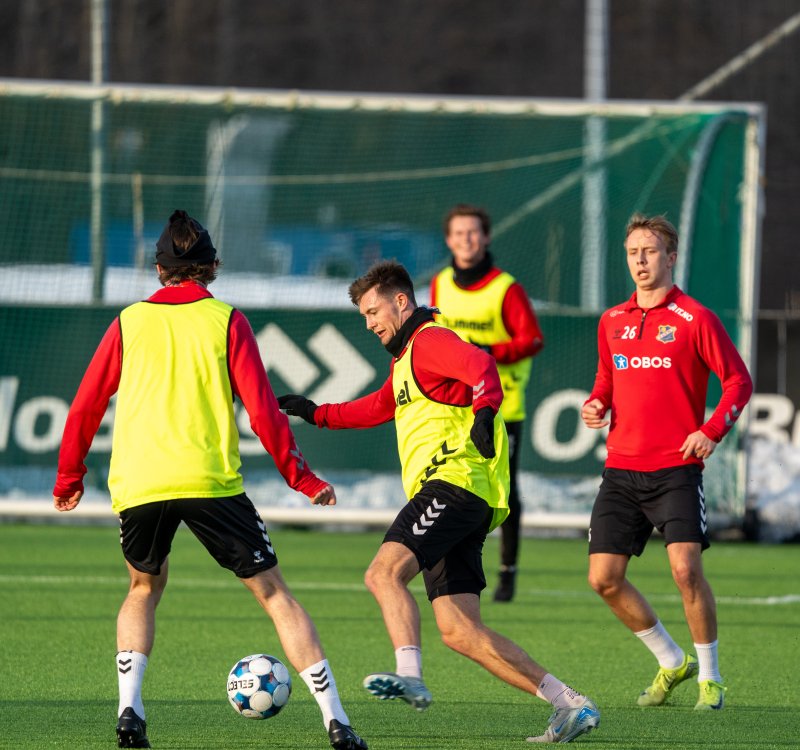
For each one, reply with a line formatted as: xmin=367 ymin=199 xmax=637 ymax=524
xmin=328 ymin=719 xmax=368 ymax=749
xmin=637 ymin=653 xmax=698 ymax=707
xmin=362 ymin=672 xmax=432 ymax=711
xmin=493 ymin=568 xmax=516 ymax=602
xmin=694 ymin=679 xmax=726 ymax=710
xmin=116 ymin=707 xmax=151 ymax=748
xmin=526 ymin=697 xmax=600 ymax=743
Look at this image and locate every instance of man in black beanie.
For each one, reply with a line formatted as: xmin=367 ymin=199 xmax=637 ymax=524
xmin=54 ymin=210 xmax=368 ymax=750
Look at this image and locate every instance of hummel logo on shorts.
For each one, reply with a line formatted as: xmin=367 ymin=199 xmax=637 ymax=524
xmin=412 ymin=499 xmax=446 ymax=536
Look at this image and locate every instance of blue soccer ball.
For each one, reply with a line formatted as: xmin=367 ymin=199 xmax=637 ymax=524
xmin=227 ymin=653 xmax=292 ymax=720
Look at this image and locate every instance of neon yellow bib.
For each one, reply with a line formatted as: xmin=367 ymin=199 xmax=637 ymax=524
xmin=108 ymin=297 xmax=244 ymax=512
xmin=393 ymin=322 xmax=509 ymax=532
xmin=434 ymin=267 xmax=533 ymax=422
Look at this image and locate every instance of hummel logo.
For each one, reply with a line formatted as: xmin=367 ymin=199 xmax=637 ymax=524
xmin=698 ymin=486 xmax=707 ymax=533
xmin=117 ymin=658 xmax=132 ymax=674
xmin=289 ymin=446 xmax=306 ymax=471
xmin=413 ymin=499 xmax=446 ymax=536
xmin=310 ymin=667 xmax=330 ymax=693
xmin=724 ymin=403 xmax=741 ymax=427
xmin=420 ymin=441 xmax=457 ymax=484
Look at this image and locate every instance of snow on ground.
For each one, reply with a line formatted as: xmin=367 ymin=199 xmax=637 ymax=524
xmin=3 ymin=441 xmax=800 ymax=541
xmin=0 ymin=265 xmax=353 ymax=308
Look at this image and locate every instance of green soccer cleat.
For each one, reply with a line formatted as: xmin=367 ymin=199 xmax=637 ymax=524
xmin=526 ymin=697 xmax=600 ymax=743
xmin=637 ymin=653 xmax=698 ymax=707
xmin=362 ymin=672 xmax=432 ymax=711
xmin=694 ymin=679 xmax=726 ymax=710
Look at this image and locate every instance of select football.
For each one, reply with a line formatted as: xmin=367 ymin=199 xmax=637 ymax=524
xmin=227 ymin=653 xmax=292 ymax=720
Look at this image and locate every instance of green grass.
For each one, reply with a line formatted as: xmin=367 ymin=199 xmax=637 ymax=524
xmin=0 ymin=523 xmax=798 ymax=749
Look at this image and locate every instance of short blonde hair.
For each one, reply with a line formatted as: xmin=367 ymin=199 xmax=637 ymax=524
xmin=625 ymin=213 xmax=678 ymax=254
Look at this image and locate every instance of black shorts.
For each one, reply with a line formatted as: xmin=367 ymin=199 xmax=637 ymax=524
xmin=589 ymin=466 xmax=709 ymax=556
xmin=119 ymin=493 xmax=278 ymax=578
xmin=383 ymin=480 xmax=493 ymax=601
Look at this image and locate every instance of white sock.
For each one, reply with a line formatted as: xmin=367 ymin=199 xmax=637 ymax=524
xmin=116 ymin=650 xmax=147 ymax=718
xmin=299 ymin=659 xmax=349 ymax=729
xmin=694 ymin=640 xmax=721 ymax=682
xmin=634 ymin=621 xmax=684 ymax=669
xmin=395 ymin=645 xmax=422 ymax=678
xmin=536 ymin=674 xmax=586 ymax=709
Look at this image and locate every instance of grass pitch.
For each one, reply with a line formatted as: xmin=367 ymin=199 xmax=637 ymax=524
xmin=0 ymin=522 xmax=798 ymax=749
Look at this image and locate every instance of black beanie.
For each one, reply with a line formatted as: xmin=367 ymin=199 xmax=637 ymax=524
xmin=155 ymin=210 xmax=217 ymax=267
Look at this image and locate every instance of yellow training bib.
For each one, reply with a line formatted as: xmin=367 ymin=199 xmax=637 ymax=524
xmin=108 ymin=297 xmax=244 ymax=512
xmin=434 ymin=268 xmax=532 ymax=422
xmin=392 ymin=322 xmax=510 ymax=531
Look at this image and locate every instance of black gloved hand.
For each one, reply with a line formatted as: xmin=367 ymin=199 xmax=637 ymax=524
xmin=277 ymin=394 xmax=318 ymax=425
xmin=470 ymin=406 xmax=496 ymax=459
xmin=468 ymin=338 xmax=493 ymax=355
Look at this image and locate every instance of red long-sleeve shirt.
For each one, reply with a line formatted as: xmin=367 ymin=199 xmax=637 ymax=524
xmin=54 ymin=282 xmax=326 ymax=500
xmin=314 ymin=322 xmax=503 ymax=429
xmin=589 ymin=286 xmax=753 ymax=471
xmin=429 ymin=267 xmax=543 ymax=364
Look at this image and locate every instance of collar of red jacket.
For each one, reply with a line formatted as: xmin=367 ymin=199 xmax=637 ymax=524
xmin=625 ymin=284 xmax=683 ymax=312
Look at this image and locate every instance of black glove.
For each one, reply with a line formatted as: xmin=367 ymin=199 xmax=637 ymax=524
xmin=470 ymin=406 xmax=496 ymax=459
xmin=468 ymin=338 xmax=493 ymax=355
xmin=277 ymin=394 xmax=318 ymax=425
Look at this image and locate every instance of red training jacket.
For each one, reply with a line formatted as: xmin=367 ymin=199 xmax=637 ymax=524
xmin=588 ymin=286 xmax=753 ymax=471
xmin=314 ymin=321 xmax=503 ymax=429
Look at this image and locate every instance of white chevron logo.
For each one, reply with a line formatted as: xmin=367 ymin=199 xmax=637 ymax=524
xmin=724 ymin=403 xmax=742 ymax=427
xmin=289 ymin=446 xmax=306 ymax=471
xmin=412 ymin=498 xmax=446 ymax=535
xmin=698 ymin=486 xmax=707 ymax=533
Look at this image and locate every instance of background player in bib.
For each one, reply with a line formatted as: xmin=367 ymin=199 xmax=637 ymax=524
xmin=431 ymin=204 xmax=543 ymax=602
xmin=279 ymin=260 xmax=599 ymax=744
xmin=581 ymin=213 xmax=752 ymax=712
xmin=53 ymin=210 xmax=367 ymax=750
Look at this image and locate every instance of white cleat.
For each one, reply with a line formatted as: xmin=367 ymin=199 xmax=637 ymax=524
xmin=362 ymin=672 xmax=432 ymax=711
xmin=526 ymin=698 xmax=600 ymax=743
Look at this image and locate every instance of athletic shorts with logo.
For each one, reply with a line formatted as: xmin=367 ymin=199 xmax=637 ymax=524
xmin=589 ymin=465 xmax=709 ymax=556
xmin=384 ymin=479 xmax=493 ymax=601
xmin=119 ymin=493 xmax=277 ymax=578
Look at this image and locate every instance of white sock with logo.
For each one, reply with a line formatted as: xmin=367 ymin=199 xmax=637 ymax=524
xmin=536 ymin=674 xmax=586 ymax=709
xmin=116 ymin=650 xmax=147 ymax=718
xmin=634 ymin=621 xmax=684 ymax=669
xmin=299 ymin=659 xmax=349 ymax=729
xmin=694 ymin=640 xmax=722 ymax=682
xmin=395 ymin=645 xmax=422 ymax=678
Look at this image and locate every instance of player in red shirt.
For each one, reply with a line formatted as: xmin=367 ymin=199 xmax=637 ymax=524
xmin=280 ymin=261 xmax=600 ymax=744
xmin=53 ymin=210 xmax=367 ymax=750
xmin=581 ymin=213 xmax=752 ymax=712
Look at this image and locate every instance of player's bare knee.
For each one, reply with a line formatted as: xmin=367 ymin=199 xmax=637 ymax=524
xmin=364 ymin=561 xmax=387 ymax=595
xmin=438 ymin=617 xmax=481 ymax=656
xmin=671 ymin=562 xmax=701 ymax=592
xmin=439 ymin=626 xmax=469 ymax=655
xmin=588 ymin=570 xmax=618 ymax=598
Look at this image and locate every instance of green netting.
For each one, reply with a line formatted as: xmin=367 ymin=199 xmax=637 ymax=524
xmin=0 ymin=85 xmax=758 ymax=516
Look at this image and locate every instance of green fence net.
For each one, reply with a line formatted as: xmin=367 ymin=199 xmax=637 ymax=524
xmin=0 ymin=82 xmax=761 ymax=518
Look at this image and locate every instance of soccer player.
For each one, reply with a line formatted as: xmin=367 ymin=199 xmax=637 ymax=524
xmin=279 ymin=260 xmax=599 ymax=744
xmin=581 ymin=213 xmax=753 ymax=711
xmin=52 ymin=210 xmax=367 ymax=750
xmin=431 ymin=204 xmax=544 ymax=601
